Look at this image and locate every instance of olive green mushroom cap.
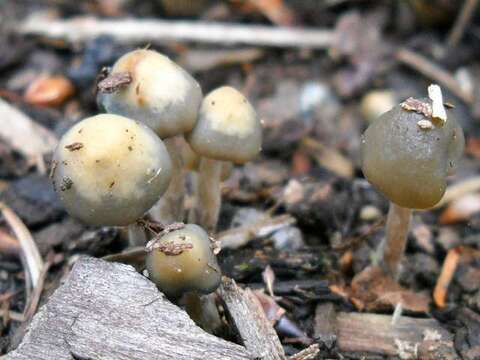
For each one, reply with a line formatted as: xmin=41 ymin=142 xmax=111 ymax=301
xmin=52 ymin=114 xmax=172 ymax=226
xmin=361 ymin=98 xmax=464 ymax=209
xmin=146 ymin=224 xmax=221 ymax=298
xmin=99 ymin=49 xmax=202 ymax=138
xmin=186 ymin=86 xmax=262 ymax=164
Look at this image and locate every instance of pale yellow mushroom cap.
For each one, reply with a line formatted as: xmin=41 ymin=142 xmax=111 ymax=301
xmin=52 ymin=114 xmax=172 ymax=226
xmin=146 ymin=224 xmax=221 ymax=298
xmin=186 ymin=86 xmax=262 ymax=164
xmin=99 ymin=49 xmax=202 ymax=138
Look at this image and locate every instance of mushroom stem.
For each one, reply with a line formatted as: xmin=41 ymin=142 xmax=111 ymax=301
xmin=187 ymin=171 xmax=199 ymax=223
xmin=183 ymin=292 xmax=222 ymax=334
xmin=382 ymin=202 xmax=412 ymax=278
xmin=197 ymin=157 xmax=222 ymax=232
xmin=150 ymin=137 xmax=185 ymax=223
xmin=127 ymin=223 xmax=147 ymax=247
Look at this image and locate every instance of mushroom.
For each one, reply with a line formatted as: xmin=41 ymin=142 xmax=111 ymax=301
xmin=361 ymin=87 xmax=464 ymax=277
xmin=186 ymin=86 xmax=262 ymax=231
xmin=181 ymin=140 xmax=233 ymax=223
xmin=145 ymin=223 xmax=221 ymax=298
xmin=51 ymin=114 xmax=172 ymax=244
xmin=98 ymin=49 xmax=202 ymax=224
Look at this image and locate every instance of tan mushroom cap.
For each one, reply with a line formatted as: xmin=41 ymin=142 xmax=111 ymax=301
xmin=186 ymin=86 xmax=262 ymax=164
xmin=52 ymin=114 xmax=172 ymax=226
xmin=99 ymin=49 xmax=202 ymax=138
xmin=146 ymin=224 xmax=221 ymax=298
xmin=361 ymin=99 xmax=464 ymax=209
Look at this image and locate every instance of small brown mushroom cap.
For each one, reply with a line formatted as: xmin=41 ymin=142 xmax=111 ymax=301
xmin=146 ymin=224 xmax=221 ymax=298
xmin=99 ymin=49 xmax=202 ymax=138
xmin=361 ymin=99 xmax=464 ymax=209
xmin=186 ymin=86 xmax=262 ymax=164
xmin=52 ymin=114 xmax=172 ymax=226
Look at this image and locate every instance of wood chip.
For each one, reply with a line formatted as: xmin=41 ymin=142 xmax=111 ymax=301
xmin=336 ymin=312 xmax=453 ymax=357
xmin=428 ymin=84 xmax=447 ymax=124
xmin=219 ymin=278 xmax=286 ymax=360
xmin=7 ymin=257 xmax=250 ymax=360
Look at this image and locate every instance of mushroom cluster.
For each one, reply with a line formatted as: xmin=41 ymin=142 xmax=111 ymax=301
xmin=98 ymin=49 xmax=262 ymax=232
xmin=360 ymin=85 xmax=464 ymax=278
xmin=52 ymin=48 xmax=262 ymax=316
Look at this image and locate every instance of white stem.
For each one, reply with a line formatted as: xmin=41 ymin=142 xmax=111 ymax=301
xmin=187 ymin=171 xmax=199 ymax=224
xmin=127 ymin=223 xmax=147 ymax=247
xmin=197 ymin=158 xmax=222 ymax=232
xmin=150 ymin=137 xmax=185 ymax=224
xmin=382 ymin=203 xmax=412 ymax=279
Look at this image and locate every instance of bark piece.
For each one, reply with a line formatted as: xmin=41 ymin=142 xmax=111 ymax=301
xmin=313 ymin=303 xmax=337 ymax=350
xmin=336 ymin=312 xmax=453 ymax=357
xmin=6 ymin=257 xmax=250 ymax=360
xmin=219 ymin=278 xmax=286 ymax=360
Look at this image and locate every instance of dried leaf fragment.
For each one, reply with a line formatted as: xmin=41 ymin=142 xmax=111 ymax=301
xmin=24 ymin=75 xmax=75 ymax=107
xmin=400 ymin=97 xmax=432 ymax=118
xmin=97 ymin=71 xmax=132 ymax=94
xmin=65 ymin=142 xmax=83 ymax=151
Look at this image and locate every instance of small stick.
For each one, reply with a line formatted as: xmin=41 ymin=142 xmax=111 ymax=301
xmin=396 ymin=48 xmax=474 ymax=104
xmin=446 ymin=0 xmax=479 ymax=48
xmin=16 ymin=16 xmax=334 ymax=48
xmin=381 ymin=203 xmax=412 ymax=279
xmin=0 ymin=202 xmax=43 ymax=288
xmin=433 ymin=247 xmax=461 ymax=308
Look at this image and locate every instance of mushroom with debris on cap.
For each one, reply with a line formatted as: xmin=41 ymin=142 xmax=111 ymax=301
xmin=51 ymin=113 xmax=172 ymax=245
xmin=186 ymin=86 xmax=262 ymax=231
xmin=98 ymin=49 xmax=202 ymax=224
xmin=360 ymin=85 xmax=464 ymax=278
xmin=145 ymin=223 xmax=221 ymax=297
xmin=145 ymin=222 xmax=222 ymax=332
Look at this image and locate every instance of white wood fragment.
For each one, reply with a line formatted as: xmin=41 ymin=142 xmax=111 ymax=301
xmin=428 ymin=84 xmax=447 ymax=124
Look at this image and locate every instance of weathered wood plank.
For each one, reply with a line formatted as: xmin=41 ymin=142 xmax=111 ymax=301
xmin=336 ymin=312 xmax=454 ymax=358
xmin=6 ymin=257 xmax=250 ymax=360
xmin=219 ymin=278 xmax=286 ymax=360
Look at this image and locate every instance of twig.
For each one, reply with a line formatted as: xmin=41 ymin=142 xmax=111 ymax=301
xmin=218 ymin=214 xmax=296 ymax=249
xmin=446 ymin=0 xmax=479 ymax=47
xmin=0 ymin=202 xmax=44 ymax=288
xmin=23 ymin=257 xmax=52 ymax=323
xmin=0 ymin=309 xmax=25 ymax=322
xmin=16 ymin=16 xmax=334 ymax=48
xmin=433 ymin=247 xmax=461 ymax=308
xmin=288 ymin=344 xmax=319 ymax=360
xmin=0 ymin=228 xmax=21 ymax=257
xmin=396 ymin=48 xmax=474 ymax=104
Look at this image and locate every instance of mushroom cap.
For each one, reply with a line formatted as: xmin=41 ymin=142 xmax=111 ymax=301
xmin=361 ymin=99 xmax=464 ymax=209
xmin=186 ymin=86 xmax=262 ymax=164
xmin=146 ymin=224 xmax=221 ymax=298
xmin=52 ymin=114 xmax=172 ymax=226
xmin=99 ymin=49 xmax=202 ymax=138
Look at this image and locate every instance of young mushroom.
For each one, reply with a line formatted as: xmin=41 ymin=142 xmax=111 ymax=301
xmin=51 ymin=114 xmax=172 ymax=245
xmin=361 ymin=85 xmax=464 ymax=278
xmin=98 ymin=49 xmax=202 ymax=224
xmin=145 ymin=223 xmax=221 ymax=298
xmin=186 ymin=86 xmax=262 ymax=231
